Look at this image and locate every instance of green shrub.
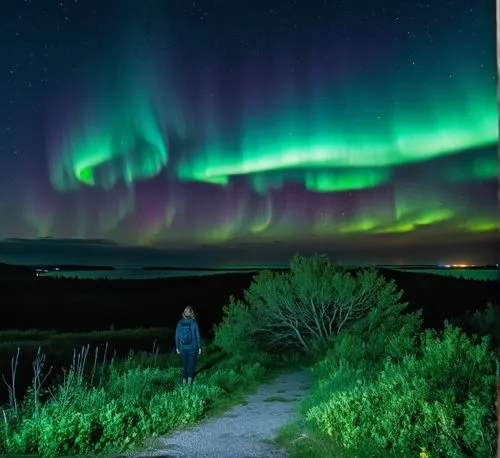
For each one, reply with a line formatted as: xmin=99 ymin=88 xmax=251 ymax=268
xmin=213 ymin=296 xmax=257 ymax=354
xmin=465 ymin=302 xmax=500 ymax=351
xmin=214 ymin=254 xmax=407 ymax=354
xmin=303 ymin=324 xmax=496 ymax=457
xmin=309 ymin=308 xmax=422 ymax=383
xmin=301 ymin=309 xmax=422 ymax=426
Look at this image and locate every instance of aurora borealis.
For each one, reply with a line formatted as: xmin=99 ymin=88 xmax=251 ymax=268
xmin=0 ymin=0 xmax=497 ymax=266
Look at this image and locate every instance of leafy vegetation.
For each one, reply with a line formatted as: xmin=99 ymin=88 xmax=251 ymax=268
xmin=297 ymin=324 xmax=496 ymax=457
xmin=214 ymin=254 xmax=406 ymax=354
xmin=213 ymin=254 xmax=497 ymax=457
xmin=460 ymin=302 xmax=500 ymax=351
xmin=0 ymin=338 xmax=276 ymax=456
xmin=0 ymin=254 xmax=496 ymax=457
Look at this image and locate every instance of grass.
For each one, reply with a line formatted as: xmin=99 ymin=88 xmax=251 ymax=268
xmin=0 ymin=327 xmax=173 ymax=390
xmin=275 ymin=422 xmax=405 ymax=458
xmin=275 ymin=422 xmax=347 ymax=458
xmin=0 ymin=327 xmax=172 ymax=361
xmin=0 ymin=327 xmax=173 ymax=416
xmin=0 ymin=333 xmax=294 ymax=457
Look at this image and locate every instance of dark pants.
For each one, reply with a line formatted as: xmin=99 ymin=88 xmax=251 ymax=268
xmin=180 ymin=348 xmax=197 ymax=379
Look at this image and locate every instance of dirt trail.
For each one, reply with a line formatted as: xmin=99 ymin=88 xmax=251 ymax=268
xmin=118 ymin=369 xmax=311 ymax=458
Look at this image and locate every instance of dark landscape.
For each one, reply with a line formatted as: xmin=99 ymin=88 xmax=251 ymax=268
xmin=2 ymin=262 xmax=497 ymax=335
xmin=0 ymin=0 xmax=497 ymax=455
xmin=0 ymin=257 xmax=498 ymax=456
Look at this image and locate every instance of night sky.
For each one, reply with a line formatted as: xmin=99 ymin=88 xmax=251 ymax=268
xmin=0 ymin=0 xmax=497 ymax=267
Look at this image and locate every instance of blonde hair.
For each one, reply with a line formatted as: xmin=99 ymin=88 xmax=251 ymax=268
xmin=182 ymin=306 xmax=196 ymax=319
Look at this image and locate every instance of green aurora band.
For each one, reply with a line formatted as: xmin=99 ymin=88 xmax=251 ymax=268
xmin=177 ymin=65 xmax=496 ymax=192
xmin=44 ymin=49 xmax=497 ymax=245
xmin=49 ymin=65 xmax=169 ymax=191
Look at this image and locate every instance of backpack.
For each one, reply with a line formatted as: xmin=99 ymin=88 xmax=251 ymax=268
xmin=180 ymin=321 xmax=193 ymax=346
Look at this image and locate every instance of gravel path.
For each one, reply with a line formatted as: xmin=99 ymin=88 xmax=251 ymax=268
xmin=119 ymin=369 xmax=310 ymax=458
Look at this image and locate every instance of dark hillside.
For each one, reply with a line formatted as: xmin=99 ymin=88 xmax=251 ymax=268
xmin=1 ymin=268 xmax=496 ymax=335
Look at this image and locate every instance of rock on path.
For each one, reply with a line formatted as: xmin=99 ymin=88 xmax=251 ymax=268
xmin=120 ymin=369 xmax=311 ymax=458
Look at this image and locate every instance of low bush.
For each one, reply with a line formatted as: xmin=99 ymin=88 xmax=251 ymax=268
xmin=296 ymin=323 xmax=496 ymax=457
xmin=214 ymin=254 xmax=408 ymax=355
xmin=460 ymin=302 xmax=500 ymax=352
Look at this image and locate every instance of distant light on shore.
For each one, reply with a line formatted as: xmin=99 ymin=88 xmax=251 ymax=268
xmin=440 ymin=264 xmax=475 ymax=268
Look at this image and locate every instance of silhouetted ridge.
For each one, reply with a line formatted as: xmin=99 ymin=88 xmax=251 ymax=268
xmin=0 ymin=267 xmax=496 ymax=335
xmin=0 ymin=262 xmax=35 ymax=279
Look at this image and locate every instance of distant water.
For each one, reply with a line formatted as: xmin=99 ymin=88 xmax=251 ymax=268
xmin=392 ymin=268 xmax=497 ymax=281
xmin=38 ymin=269 xmax=258 ymax=280
xmin=37 ymin=267 xmax=497 ymax=281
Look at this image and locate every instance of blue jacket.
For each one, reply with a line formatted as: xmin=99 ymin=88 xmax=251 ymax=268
xmin=175 ymin=317 xmax=201 ymax=351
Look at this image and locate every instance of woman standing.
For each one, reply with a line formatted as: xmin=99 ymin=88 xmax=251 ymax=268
xmin=175 ymin=306 xmax=201 ymax=384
